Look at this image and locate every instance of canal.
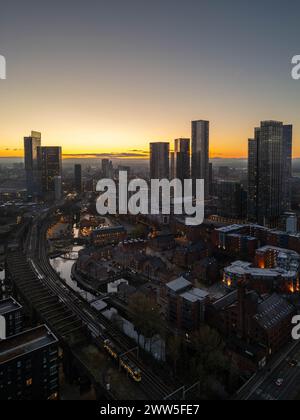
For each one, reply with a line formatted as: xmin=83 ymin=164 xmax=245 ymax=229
xmin=50 ymin=244 xmax=97 ymax=302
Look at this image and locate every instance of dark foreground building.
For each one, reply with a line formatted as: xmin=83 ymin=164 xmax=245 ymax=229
xmin=0 ymin=325 xmax=59 ymax=400
xmin=207 ymin=284 xmax=295 ymax=366
xmin=0 ymin=297 xmax=23 ymax=340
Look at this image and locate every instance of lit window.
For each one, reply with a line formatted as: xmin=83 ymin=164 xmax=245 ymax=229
xmin=26 ymin=378 xmax=33 ymax=386
xmin=49 ymin=392 xmax=58 ymax=400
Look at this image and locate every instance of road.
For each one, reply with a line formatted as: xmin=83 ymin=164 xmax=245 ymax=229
xmin=237 ymin=340 xmax=300 ymax=400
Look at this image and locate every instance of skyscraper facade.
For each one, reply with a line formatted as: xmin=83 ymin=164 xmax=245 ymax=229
xmin=283 ymin=125 xmax=293 ymax=210
xmin=74 ymin=164 xmax=82 ymax=193
xmin=24 ymin=131 xmax=41 ymax=197
xmin=38 ymin=147 xmax=62 ymax=199
xmin=247 ymin=132 xmax=259 ymax=222
xmin=174 ymin=138 xmax=190 ymax=182
xmin=191 ymin=120 xmax=209 ymax=198
xmin=170 ymin=152 xmax=175 ymax=179
xmin=54 ymin=176 xmax=62 ymax=201
xmin=209 ymin=162 xmax=213 ymax=196
xmin=216 ymin=180 xmax=246 ymax=219
xmin=150 ymin=142 xmax=170 ymax=180
xmin=102 ymin=159 xmax=113 ymax=178
xmin=247 ymin=121 xmax=293 ymax=227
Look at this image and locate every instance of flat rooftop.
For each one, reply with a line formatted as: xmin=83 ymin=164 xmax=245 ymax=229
xmin=0 ymin=297 xmax=22 ymax=316
xmin=224 ymin=261 xmax=297 ymax=278
xmin=216 ymin=224 xmax=244 ymax=233
xmin=0 ymin=325 xmax=58 ymax=365
xmin=166 ymin=276 xmax=191 ymax=292
xmin=181 ymin=288 xmax=209 ymax=303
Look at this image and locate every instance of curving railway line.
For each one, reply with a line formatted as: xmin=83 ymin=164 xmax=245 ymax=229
xmin=28 ymin=212 xmax=174 ymax=400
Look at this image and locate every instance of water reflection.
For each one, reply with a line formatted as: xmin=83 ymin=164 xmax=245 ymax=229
xmin=50 ymin=246 xmax=96 ymax=302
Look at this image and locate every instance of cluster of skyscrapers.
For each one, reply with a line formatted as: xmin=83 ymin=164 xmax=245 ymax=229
xmin=150 ymin=120 xmax=211 ymax=198
xmin=150 ymin=119 xmax=294 ymax=229
xmin=23 ymin=119 xmax=294 ymax=228
xmin=24 ymin=131 xmax=62 ymax=201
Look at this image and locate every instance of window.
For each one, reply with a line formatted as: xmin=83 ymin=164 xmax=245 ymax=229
xmin=26 ymin=378 xmax=33 ymax=386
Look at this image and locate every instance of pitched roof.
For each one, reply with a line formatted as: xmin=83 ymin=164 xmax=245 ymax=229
xmin=254 ymin=294 xmax=295 ymax=329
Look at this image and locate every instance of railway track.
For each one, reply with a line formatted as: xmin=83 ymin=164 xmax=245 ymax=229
xmin=29 ymin=217 xmax=173 ymax=400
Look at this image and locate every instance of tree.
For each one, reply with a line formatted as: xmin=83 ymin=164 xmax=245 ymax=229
xmin=167 ymin=335 xmax=182 ymax=376
xmin=188 ymin=325 xmax=229 ymax=398
xmin=128 ymin=293 xmax=162 ymax=349
xmin=131 ymin=224 xmax=148 ymax=239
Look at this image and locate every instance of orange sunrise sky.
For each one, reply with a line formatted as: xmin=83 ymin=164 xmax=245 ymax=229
xmin=1 ymin=1 xmax=300 ymax=159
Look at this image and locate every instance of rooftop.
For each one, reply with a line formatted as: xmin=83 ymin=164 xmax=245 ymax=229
xmin=181 ymin=288 xmax=209 ymax=303
xmin=0 ymin=325 xmax=58 ymax=365
xmin=0 ymin=297 xmax=22 ymax=316
xmin=93 ymin=226 xmax=126 ymax=234
xmin=212 ymin=290 xmax=238 ymax=311
xmin=216 ymin=224 xmax=244 ymax=233
xmin=166 ymin=276 xmax=191 ymax=293
xmin=254 ymin=294 xmax=295 ymax=329
xmin=257 ymin=245 xmax=299 ymax=257
xmin=224 ymin=261 xmax=297 ymax=279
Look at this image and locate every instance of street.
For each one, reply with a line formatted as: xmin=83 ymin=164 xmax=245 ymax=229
xmin=237 ymin=340 xmax=300 ymax=400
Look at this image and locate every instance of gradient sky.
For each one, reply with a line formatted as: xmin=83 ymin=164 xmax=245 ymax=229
xmin=1 ymin=0 xmax=300 ymax=158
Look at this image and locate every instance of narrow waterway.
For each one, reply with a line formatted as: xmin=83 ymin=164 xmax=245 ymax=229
xmin=50 ymin=244 xmax=97 ymax=302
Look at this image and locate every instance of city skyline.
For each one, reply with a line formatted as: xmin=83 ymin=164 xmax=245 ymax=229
xmin=1 ymin=1 xmax=300 ymax=158
xmin=3 ymin=0 xmax=300 ymax=404
xmin=1 ymin=117 xmax=298 ymax=162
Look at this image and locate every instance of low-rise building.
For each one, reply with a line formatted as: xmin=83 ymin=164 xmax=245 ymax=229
xmin=212 ymin=224 xmax=258 ymax=259
xmin=223 ymin=245 xmax=300 ymax=294
xmin=91 ymin=226 xmax=127 ymax=246
xmin=212 ymin=223 xmax=300 ymax=258
xmin=166 ymin=277 xmax=210 ymax=332
xmin=223 ymin=260 xmax=298 ymax=294
xmin=173 ymin=241 xmax=208 ymax=268
xmin=149 ymin=232 xmax=176 ymax=251
xmin=207 ymin=285 xmax=295 ymax=362
xmin=255 ymin=245 xmax=300 ymax=272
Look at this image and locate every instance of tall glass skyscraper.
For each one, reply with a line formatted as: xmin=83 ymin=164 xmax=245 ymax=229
xmin=74 ymin=164 xmax=82 ymax=193
xmin=283 ymin=124 xmax=293 ymax=210
xmin=247 ymin=121 xmax=293 ymax=227
xmin=38 ymin=146 xmax=62 ymax=199
xmin=191 ymin=120 xmax=209 ymax=198
xmin=174 ymin=138 xmax=190 ymax=182
xmin=24 ymin=131 xmax=42 ymax=197
xmin=150 ymin=142 xmax=170 ymax=180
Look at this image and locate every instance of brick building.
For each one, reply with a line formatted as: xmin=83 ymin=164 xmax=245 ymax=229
xmin=166 ymin=277 xmax=209 ymax=332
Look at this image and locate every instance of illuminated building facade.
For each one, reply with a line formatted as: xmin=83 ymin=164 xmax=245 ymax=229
xmin=91 ymin=226 xmax=127 ymax=246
